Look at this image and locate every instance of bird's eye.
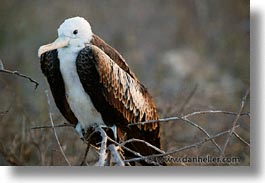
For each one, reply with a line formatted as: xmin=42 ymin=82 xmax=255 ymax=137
xmin=73 ymin=30 xmax=78 ymax=35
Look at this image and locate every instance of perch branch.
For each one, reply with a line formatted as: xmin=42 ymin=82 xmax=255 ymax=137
xmin=107 ymin=137 xmax=158 ymax=165
xmin=107 ymin=137 xmax=142 ymax=157
xmin=108 ymin=144 xmax=125 ymax=166
xmin=0 ymin=59 xmax=39 ymax=89
xmin=94 ymin=127 xmax=108 ymax=166
xmin=220 ymin=89 xmax=249 ymax=157
xmin=45 ymin=90 xmax=71 ymax=166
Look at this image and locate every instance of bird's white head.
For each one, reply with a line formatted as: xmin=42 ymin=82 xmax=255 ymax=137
xmin=38 ymin=17 xmax=93 ymax=57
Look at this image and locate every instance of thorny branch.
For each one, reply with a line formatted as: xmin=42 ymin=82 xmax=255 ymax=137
xmin=0 ymin=59 xmax=39 ymax=89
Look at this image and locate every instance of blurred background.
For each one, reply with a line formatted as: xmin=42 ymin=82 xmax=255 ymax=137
xmin=0 ymin=0 xmax=249 ymax=166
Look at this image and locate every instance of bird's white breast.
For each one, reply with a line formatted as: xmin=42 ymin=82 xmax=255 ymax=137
xmin=58 ymin=48 xmax=105 ymax=130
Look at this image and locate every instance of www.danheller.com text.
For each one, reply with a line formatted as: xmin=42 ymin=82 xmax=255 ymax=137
xmin=146 ymin=155 xmax=241 ymax=165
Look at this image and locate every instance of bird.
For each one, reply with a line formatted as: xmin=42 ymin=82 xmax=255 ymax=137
xmin=38 ymin=17 xmax=163 ymax=165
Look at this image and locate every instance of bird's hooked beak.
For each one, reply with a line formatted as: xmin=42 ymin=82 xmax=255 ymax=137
xmin=38 ymin=37 xmax=70 ymax=58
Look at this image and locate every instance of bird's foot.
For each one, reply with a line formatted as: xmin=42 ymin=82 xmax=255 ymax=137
xmin=96 ymin=124 xmax=117 ymax=142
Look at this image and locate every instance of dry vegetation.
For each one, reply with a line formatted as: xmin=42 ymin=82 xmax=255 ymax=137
xmin=0 ymin=0 xmax=249 ymax=166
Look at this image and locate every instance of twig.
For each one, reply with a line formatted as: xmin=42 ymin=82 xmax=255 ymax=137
xmin=128 ymin=110 xmax=249 ymax=127
xmin=220 ymin=89 xmax=249 ymax=157
xmin=45 ymin=90 xmax=71 ymax=166
xmin=109 ymin=136 xmax=173 ymax=165
xmin=80 ymin=129 xmax=100 ymax=165
xmin=183 ymin=110 xmax=250 ymax=118
xmin=108 ymin=144 xmax=125 ymax=166
xmin=0 ymin=59 xmax=39 ymax=89
xmin=180 ymin=117 xmax=222 ymax=152
xmin=31 ymin=123 xmax=74 ymax=130
xmin=107 ymin=137 xmax=158 ymax=165
xmin=128 ymin=116 xmax=182 ymax=126
xmin=233 ymin=131 xmax=250 ymax=146
xmin=124 ymin=125 xmax=240 ymax=163
xmin=128 ymin=108 xmax=250 ymax=152
xmin=80 ymin=144 xmax=90 ymax=166
xmin=120 ymin=138 xmax=165 ymax=154
xmin=129 ymin=116 xmax=222 ymax=152
xmin=107 ymin=137 xmax=142 ymax=158
xmin=94 ymin=127 xmax=108 ymax=166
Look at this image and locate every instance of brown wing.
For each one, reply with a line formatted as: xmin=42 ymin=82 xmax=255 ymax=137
xmin=76 ymin=46 xmax=161 ymax=155
xmin=91 ymin=34 xmax=138 ymax=81
xmin=40 ymin=50 xmax=78 ymax=126
xmin=77 ymin=45 xmax=159 ymax=130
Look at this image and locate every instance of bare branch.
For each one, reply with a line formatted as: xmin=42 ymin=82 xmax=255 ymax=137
xmin=45 ymin=90 xmax=71 ymax=166
xmin=0 ymin=59 xmax=39 ymax=89
xmin=108 ymin=144 xmax=125 ymax=166
xmin=183 ymin=110 xmax=250 ymax=118
xmin=31 ymin=123 xmax=74 ymax=130
xmin=124 ymin=125 xmax=240 ymax=163
xmin=80 ymin=144 xmax=90 ymax=166
xmin=128 ymin=110 xmax=249 ymax=127
xmin=107 ymin=137 xmax=158 ymax=165
xmin=128 ymin=110 xmax=249 ymax=126
xmin=233 ymin=131 xmax=250 ymax=146
xmin=180 ymin=117 xmax=222 ymax=152
xmin=129 ymin=116 xmax=222 ymax=152
xmin=220 ymin=89 xmax=249 ymax=157
xmin=120 ymin=138 xmax=165 ymax=154
xmin=128 ymin=107 xmax=250 ymax=153
xmin=107 ymin=137 xmax=143 ymax=158
xmin=94 ymin=127 xmax=108 ymax=166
